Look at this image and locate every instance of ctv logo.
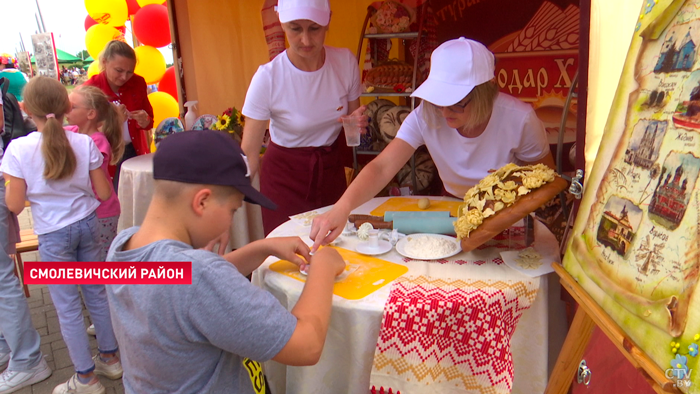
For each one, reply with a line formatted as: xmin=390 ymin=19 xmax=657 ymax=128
xmin=665 ymin=368 xmax=692 ymax=388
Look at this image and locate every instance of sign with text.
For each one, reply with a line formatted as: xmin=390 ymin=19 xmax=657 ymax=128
xmin=24 ymin=262 xmax=192 ymax=285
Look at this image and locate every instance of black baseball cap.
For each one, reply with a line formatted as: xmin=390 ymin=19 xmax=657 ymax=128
xmin=153 ymin=130 xmax=277 ymax=210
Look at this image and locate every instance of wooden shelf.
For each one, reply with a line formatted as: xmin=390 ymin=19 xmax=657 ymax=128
xmin=363 ymin=32 xmax=420 ymax=40
xmin=360 ymin=91 xmax=412 ymax=97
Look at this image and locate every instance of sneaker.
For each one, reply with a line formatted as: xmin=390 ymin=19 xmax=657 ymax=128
xmin=86 ymin=324 xmax=96 ymax=336
xmin=0 ymin=353 xmax=8 ymax=372
xmin=52 ymin=373 xmax=105 ymax=394
xmin=0 ymin=357 xmax=52 ymax=394
xmin=92 ymin=355 xmax=122 ymax=380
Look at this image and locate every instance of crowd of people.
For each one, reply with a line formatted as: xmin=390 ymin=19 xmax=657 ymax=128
xmin=60 ymin=66 xmax=86 ymax=86
xmin=0 ymin=0 xmax=555 ymax=393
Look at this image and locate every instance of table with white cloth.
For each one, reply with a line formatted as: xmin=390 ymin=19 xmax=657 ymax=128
xmin=117 ymin=153 xmax=265 ymax=249
xmin=252 ymin=196 xmax=566 ymax=394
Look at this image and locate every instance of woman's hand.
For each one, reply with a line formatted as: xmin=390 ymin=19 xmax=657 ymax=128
xmin=129 ymin=110 xmax=151 ymax=129
xmin=266 ymin=237 xmax=312 ymax=271
xmin=337 ymin=105 xmax=369 ymax=133
xmin=309 ymin=206 xmax=350 ymax=253
xmin=115 ymin=103 xmax=129 ymax=121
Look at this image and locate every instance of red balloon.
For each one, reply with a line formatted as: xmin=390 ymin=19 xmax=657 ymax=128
xmin=126 ymin=0 xmax=141 ymax=16
xmin=132 ymin=4 xmax=171 ymax=48
xmin=84 ymin=15 xmax=98 ymax=31
xmin=158 ymin=66 xmax=178 ymax=101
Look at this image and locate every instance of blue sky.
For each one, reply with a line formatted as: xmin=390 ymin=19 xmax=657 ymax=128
xmin=1 ymin=0 xmax=173 ymax=64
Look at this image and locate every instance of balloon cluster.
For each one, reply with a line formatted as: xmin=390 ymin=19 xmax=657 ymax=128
xmin=83 ymin=0 xmax=179 ymax=127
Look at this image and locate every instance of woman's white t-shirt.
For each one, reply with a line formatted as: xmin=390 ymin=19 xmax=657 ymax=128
xmin=242 ymin=46 xmax=362 ymax=148
xmin=0 ymin=130 xmax=103 ymax=234
xmin=397 ymin=93 xmax=550 ymax=198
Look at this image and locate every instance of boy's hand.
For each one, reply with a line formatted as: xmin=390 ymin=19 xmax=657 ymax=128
xmin=268 ymin=237 xmax=312 ymax=268
xmin=309 ymin=247 xmax=346 ymax=277
xmin=203 ymin=229 xmax=230 ymax=255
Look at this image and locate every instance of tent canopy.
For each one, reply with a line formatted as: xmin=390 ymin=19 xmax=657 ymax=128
xmin=30 ymin=49 xmax=82 ymax=64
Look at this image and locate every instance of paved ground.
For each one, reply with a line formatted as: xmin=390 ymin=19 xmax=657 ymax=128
xmin=14 ymin=209 xmax=124 ymax=394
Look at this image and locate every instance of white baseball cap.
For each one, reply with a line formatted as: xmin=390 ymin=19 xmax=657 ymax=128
xmin=276 ymin=0 xmax=331 ymax=26
xmin=411 ymin=37 xmax=495 ymax=106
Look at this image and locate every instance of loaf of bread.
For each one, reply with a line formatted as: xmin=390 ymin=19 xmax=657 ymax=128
xmin=455 ymin=163 xmax=569 ymax=252
xmin=364 ymin=61 xmax=413 ymax=89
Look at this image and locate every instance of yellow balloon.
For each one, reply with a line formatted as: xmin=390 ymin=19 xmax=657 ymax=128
xmin=134 ymin=45 xmax=166 ymax=84
xmin=148 ymin=92 xmax=179 ymax=129
xmin=85 ymin=24 xmax=125 ymax=59
xmin=137 ymin=0 xmax=163 ymax=6
xmin=85 ymin=0 xmax=128 ymax=27
xmin=87 ymin=60 xmax=101 ymax=78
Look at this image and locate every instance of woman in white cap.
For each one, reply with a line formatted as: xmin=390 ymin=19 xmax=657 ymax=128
xmin=242 ymin=0 xmax=367 ymax=235
xmin=310 ymin=37 xmax=555 ymax=249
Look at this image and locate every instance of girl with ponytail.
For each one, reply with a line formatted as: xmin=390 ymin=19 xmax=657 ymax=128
xmin=1 ymin=76 xmax=123 ymax=394
xmin=67 ymin=85 xmax=124 ymax=261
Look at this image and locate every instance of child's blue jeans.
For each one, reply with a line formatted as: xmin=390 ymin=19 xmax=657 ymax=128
xmin=38 ymin=212 xmax=118 ymax=374
xmin=0 ymin=182 xmax=42 ymax=371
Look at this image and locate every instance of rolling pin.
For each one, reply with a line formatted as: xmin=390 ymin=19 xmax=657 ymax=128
xmin=393 ymin=216 xmax=456 ymax=235
xmin=383 ymin=211 xmax=450 ymax=221
xmin=352 ymin=216 xmax=456 ymax=235
xmin=348 ymin=211 xmax=450 ymax=223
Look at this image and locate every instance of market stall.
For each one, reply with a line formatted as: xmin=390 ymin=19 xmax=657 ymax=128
xmin=157 ymin=0 xmax=648 ymax=391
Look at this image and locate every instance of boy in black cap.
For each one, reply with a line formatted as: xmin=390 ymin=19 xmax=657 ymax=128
xmin=105 ymin=130 xmax=345 ymax=393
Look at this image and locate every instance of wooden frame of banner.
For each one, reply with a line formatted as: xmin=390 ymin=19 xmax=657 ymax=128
xmin=545 ymin=263 xmax=681 ymax=394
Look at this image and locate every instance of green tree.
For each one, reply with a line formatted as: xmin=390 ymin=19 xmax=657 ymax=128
xmin=76 ymin=50 xmax=90 ymax=60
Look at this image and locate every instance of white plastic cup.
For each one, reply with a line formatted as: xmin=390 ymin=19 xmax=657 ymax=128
xmin=368 ymin=229 xmax=379 ymax=249
xmin=341 ymin=116 xmax=361 ymax=147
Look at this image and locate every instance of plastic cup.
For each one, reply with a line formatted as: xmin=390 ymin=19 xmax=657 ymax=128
xmin=368 ymin=229 xmax=379 ymax=249
xmin=341 ymin=116 xmax=361 ymax=147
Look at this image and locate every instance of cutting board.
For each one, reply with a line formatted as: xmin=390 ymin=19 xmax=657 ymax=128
xmin=370 ymin=198 xmax=462 ymax=217
xmin=269 ymin=246 xmax=408 ymax=300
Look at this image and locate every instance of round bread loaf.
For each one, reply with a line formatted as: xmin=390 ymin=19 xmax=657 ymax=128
xmin=366 ymin=99 xmax=395 ymax=130
xmin=397 ymin=151 xmax=436 ymax=192
xmin=379 ymin=105 xmax=411 ymax=143
xmin=375 ymin=103 xmax=396 ymax=135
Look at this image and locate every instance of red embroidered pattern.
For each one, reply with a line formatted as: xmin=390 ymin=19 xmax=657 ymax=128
xmin=370 ymin=276 xmax=539 ymax=394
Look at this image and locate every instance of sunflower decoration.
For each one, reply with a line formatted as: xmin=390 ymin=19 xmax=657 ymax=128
xmin=215 ymin=114 xmax=231 ymax=130
xmin=213 ymin=106 xmax=245 ymax=142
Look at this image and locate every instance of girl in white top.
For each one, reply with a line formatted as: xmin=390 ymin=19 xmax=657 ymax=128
xmin=242 ymin=0 xmax=367 ymax=235
xmin=1 ymin=76 xmax=123 ymax=394
xmin=310 ymin=38 xmax=556 ymax=250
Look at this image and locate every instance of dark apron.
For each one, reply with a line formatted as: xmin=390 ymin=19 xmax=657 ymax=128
xmin=260 ymin=134 xmax=351 ymax=235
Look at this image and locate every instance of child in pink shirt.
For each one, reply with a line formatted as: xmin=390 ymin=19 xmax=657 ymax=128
xmin=67 ymin=86 xmax=124 ymax=260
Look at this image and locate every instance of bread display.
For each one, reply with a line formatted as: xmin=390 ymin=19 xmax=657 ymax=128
xmin=379 ymin=105 xmax=411 ymax=142
xmin=363 ymin=61 xmax=413 ymax=90
xmin=455 ymin=163 xmax=569 ymax=252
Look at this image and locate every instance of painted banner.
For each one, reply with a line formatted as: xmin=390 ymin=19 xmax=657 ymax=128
xmin=31 ymin=33 xmax=59 ymax=80
xmin=430 ymin=1 xmax=580 ymax=149
xmin=15 ymin=51 xmax=33 ymax=78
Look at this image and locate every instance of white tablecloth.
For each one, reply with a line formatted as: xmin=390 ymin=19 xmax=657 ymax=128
xmin=252 ymin=197 xmax=566 ymax=394
xmin=117 ymin=153 xmax=264 ymax=249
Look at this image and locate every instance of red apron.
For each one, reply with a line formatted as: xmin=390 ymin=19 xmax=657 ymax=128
xmin=260 ymin=135 xmax=351 ymax=235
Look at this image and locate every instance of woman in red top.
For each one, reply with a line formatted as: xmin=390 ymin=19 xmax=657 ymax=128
xmin=84 ymin=40 xmax=154 ymax=191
